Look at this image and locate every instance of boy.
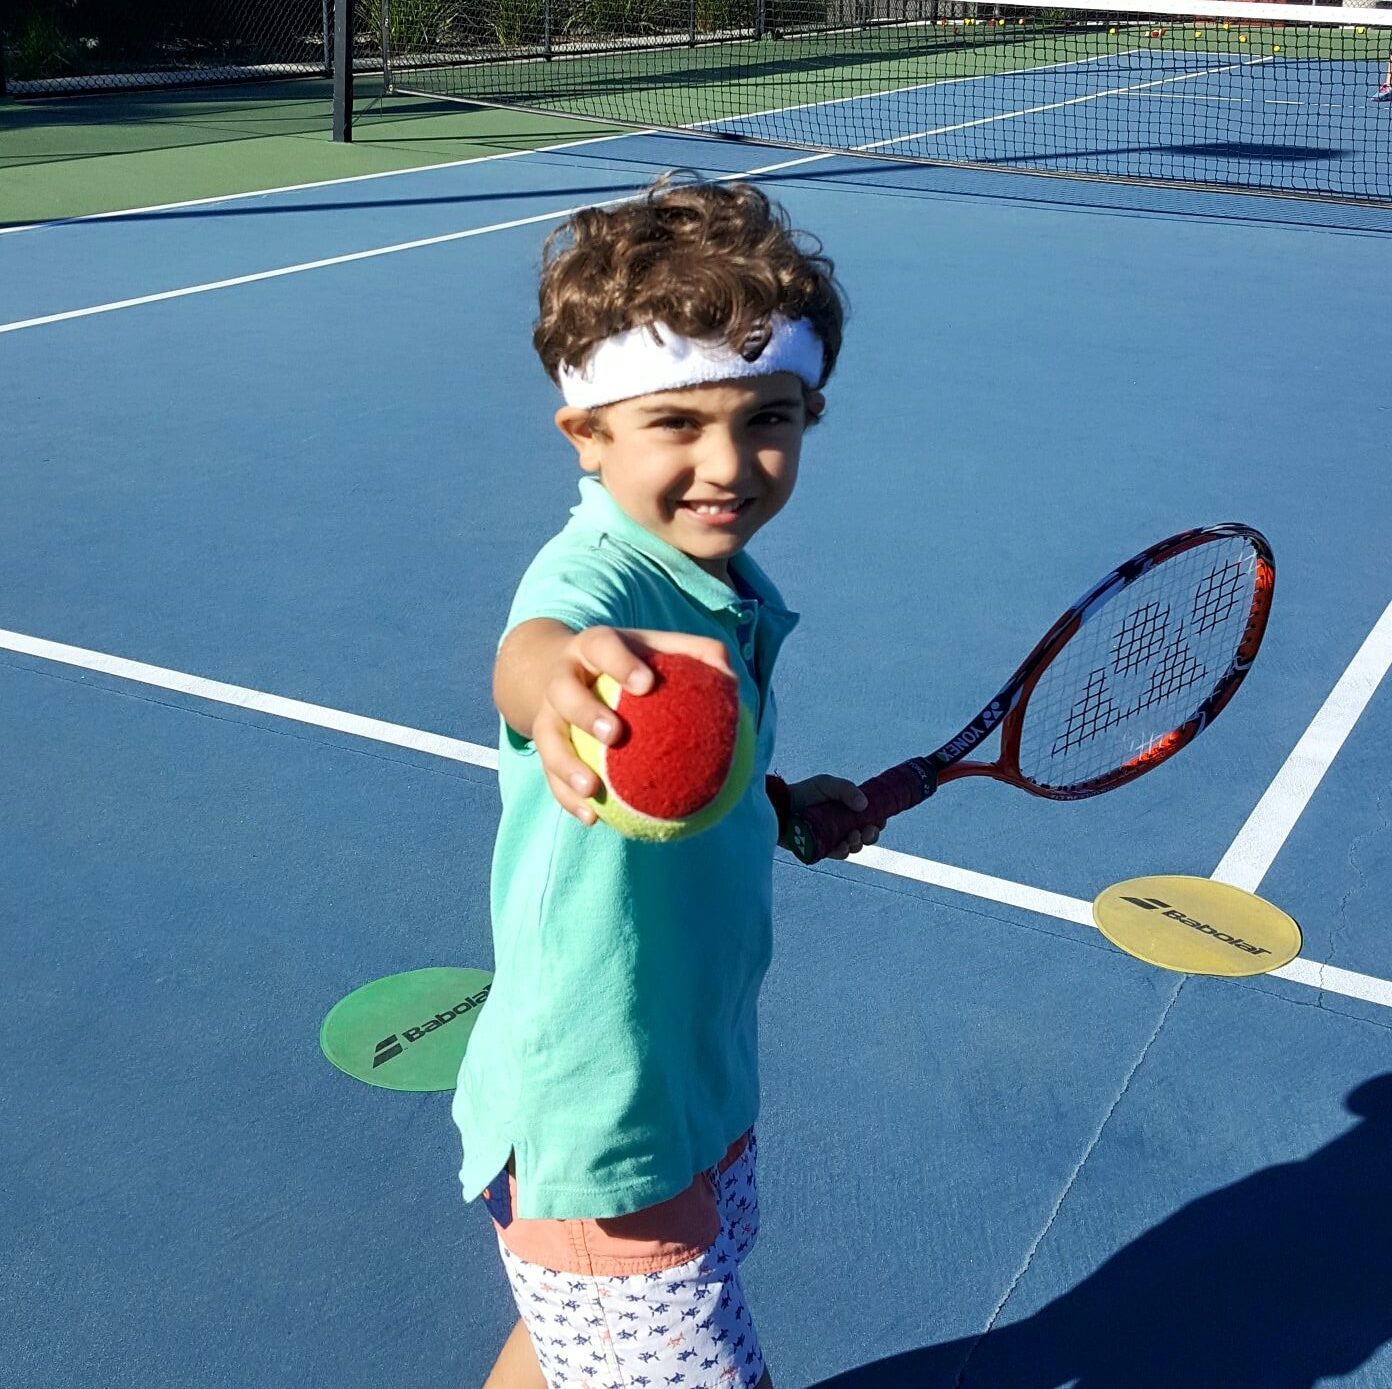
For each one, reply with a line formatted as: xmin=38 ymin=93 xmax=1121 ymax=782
xmin=461 ymin=178 xmax=877 ymax=1389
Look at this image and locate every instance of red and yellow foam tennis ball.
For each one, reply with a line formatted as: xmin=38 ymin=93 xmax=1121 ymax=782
xmin=570 ymin=651 xmax=754 ymax=842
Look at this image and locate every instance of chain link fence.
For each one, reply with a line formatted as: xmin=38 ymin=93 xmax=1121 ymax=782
xmin=1 ymin=1 xmax=379 ymax=94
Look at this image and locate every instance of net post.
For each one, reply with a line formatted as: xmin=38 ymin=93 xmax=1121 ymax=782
xmin=690 ymin=0 xmax=698 ymax=45
xmin=754 ymin=0 xmax=767 ymax=38
xmin=332 ymin=0 xmax=355 ymax=141
xmin=544 ymin=0 xmax=553 ymax=58
xmin=380 ymin=0 xmax=393 ymax=91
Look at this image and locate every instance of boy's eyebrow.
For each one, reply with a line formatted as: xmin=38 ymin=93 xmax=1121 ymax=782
xmin=633 ymin=394 xmax=803 ymax=415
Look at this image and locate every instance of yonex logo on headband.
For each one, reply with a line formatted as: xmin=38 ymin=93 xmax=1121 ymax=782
xmin=558 ymin=314 xmax=825 ymax=409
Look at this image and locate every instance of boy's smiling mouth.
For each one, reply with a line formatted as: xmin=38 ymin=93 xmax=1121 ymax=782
xmin=678 ymin=497 xmax=752 ymax=522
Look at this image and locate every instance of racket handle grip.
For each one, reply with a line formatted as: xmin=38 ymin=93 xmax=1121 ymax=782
xmin=787 ymin=760 xmax=938 ymax=865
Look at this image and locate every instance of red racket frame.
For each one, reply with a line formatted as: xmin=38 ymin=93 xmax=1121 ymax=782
xmin=788 ymin=524 xmax=1275 ymax=865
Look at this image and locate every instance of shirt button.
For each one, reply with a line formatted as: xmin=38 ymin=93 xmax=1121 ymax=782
xmin=742 ymin=643 xmax=754 ymax=659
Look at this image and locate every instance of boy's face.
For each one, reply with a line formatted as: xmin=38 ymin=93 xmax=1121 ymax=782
xmin=555 ymin=373 xmax=822 ymax=580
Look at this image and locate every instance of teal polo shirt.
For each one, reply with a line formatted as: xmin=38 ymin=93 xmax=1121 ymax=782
xmin=453 ymin=477 xmax=798 ymax=1220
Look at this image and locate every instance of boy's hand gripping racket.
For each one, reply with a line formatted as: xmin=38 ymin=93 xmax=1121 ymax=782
xmin=788 ymin=524 xmax=1274 ymax=865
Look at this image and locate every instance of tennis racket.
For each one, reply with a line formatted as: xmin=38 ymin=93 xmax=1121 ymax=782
xmin=788 ymin=524 xmax=1274 ymax=865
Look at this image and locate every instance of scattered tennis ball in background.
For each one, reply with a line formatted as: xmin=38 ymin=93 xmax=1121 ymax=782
xmin=571 ymin=651 xmax=754 ymax=843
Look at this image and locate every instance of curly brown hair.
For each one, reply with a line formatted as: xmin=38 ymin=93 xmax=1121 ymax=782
xmin=533 ymin=177 xmax=845 ymax=393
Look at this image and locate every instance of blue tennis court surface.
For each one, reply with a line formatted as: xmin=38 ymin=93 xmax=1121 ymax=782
xmin=4 ymin=119 xmax=1391 ymax=1389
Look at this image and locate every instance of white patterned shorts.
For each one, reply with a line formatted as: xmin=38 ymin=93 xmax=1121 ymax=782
xmin=488 ymin=1132 xmax=763 ymax=1389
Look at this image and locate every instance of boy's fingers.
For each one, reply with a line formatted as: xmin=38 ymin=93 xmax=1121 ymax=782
xmin=632 ymin=630 xmax=737 ymax=680
xmin=545 ymin=672 xmax=625 ymax=745
xmin=574 ymin=627 xmax=656 ymax=694
xmin=797 ymin=774 xmax=869 ymax=813
xmin=827 ymin=777 xmax=870 ymax=812
xmin=575 ymin=627 xmax=736 ymax=697
xmin=535 ymin=712 xmax=602 ymax=802
xmin=545 ymin=769 xmax=598 ymax=825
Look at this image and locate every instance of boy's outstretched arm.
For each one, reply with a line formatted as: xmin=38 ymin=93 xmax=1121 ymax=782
xmin=494 ymin=619 xmax=735 ymax=825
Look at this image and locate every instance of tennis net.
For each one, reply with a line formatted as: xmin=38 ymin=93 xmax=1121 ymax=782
xmin=380 ymin=0 xmax=1392 ymax=203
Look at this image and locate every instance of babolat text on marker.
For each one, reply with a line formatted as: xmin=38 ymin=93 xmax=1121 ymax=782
xmin=401 ymin=987 xmax=492 ymax=1044
xmin=1121 ymin=897 xmax=1271 ymax=956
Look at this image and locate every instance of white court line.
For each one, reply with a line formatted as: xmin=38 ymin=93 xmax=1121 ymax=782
xmin=3 ymin=623 xmax=1389 ymax=1012
xmin=1213 ymin=597 xmax=1392 ymax=893
xmin=855 ymin=845 xmax=1392 ymax=1009
xmin=0 ymin=127 xmax=647 ymax=238
xmin=862 ymin=57 xmax=1269 ymax=154
xmin=695 ymin=46 xmax=1133 ymax=129
xmin=0 ymin=202 xmax=597 ymax=334
xmin=0 ymin=146 xmax=836 ymax=335
xmin=0 ymin=627 xmax=497 ymax=770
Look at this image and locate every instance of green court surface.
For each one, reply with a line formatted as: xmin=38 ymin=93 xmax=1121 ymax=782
xmin=0 ymin=79 xmax=623 ymax=226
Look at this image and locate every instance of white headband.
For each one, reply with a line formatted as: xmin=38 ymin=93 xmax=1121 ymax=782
xmin=558 ymin=314 xmax=824 ymax=409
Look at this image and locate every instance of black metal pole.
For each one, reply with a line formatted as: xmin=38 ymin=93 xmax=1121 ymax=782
xmin=381 ymin=0 xmax=392 ymax=89
xmin=332 ymin=0 xmax=355 ymax=142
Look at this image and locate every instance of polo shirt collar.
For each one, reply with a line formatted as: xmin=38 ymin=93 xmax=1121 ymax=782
xmin=570 ymin=476 xmax=794 ymax=620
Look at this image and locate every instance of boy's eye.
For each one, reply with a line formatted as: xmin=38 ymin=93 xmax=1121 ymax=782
xmin=751 ymin=410 xmax=793 ymax=427
xmin=653 ymin=415 xmax=697 ymax=432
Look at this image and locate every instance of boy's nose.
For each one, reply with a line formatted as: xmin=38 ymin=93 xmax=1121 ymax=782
xmin=697 ymin=434 xmax=748 ymax=485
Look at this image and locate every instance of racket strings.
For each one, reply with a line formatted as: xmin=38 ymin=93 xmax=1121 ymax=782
xmin=1191 ymin=556 xmax=1248 ymax=634
xmin=1020 ymin=536 xmax=1260 ymax=790
xmin=1110 ymin=600 xmax=1172 ymax=677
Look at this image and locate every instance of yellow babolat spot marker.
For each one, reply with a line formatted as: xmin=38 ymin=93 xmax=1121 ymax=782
xmin=1093 ymin=875 xmax=1302 ymax=977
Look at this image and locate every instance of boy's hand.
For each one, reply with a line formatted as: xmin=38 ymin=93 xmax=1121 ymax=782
xmin=782 ymin=775 xmax=880 ymax=860
xmin=522 ymin=625 xmax=736 ymax=825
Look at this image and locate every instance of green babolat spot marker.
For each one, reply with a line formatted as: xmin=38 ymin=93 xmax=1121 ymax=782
xmin=319 ymin=966 xmax=493 ymax=1092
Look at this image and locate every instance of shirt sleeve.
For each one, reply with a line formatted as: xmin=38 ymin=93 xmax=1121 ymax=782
xmin=502 ymin=536 xmax=638 ymax=641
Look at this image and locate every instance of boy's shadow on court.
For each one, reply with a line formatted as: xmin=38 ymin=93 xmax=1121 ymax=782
xmin=812 ymin=1075 xmax=1392 ymax=1389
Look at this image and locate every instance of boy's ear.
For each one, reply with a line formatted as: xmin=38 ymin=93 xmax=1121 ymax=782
xmin=554 ymin=406 xmax=606 ymax=472
xmin=804 ymin=390 xmax=826 ymax=425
